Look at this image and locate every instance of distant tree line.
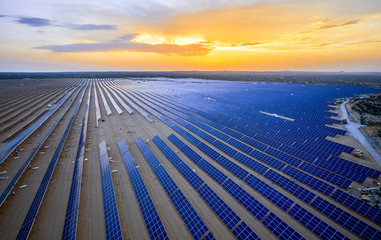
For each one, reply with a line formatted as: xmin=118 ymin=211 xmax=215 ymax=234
xmin=0 ymin=71 xmax=380 ymax=88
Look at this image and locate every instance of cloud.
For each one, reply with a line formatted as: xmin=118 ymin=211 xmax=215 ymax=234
xmin=70 ymin=24 xmax=117 ymax=30
xmin=344 ymin=40 xmax=381 ymax=45
xmin=231 ymin=42 xmax=262 ymax=47
xmin=35 ymin=33 xmax=213 ymax=56
xmin=9 ymin=15 xmax=117 ymax=31
xmin=16 ymin=17 xmax=51 ymax=27
xmin=317 ymin=19 xmax=360 ymax=30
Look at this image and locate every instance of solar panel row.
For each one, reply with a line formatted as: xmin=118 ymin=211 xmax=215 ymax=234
xmin=117 ymin=139 xmax=168 ymax=240
xmin=332 ymin=189 xmax=381 ymax=225
xmin=288 ymin=204 xmax=349 ymax=240
xmin=0 ymin=85 xmax=78 ymax=164
xmin=96 ymin=82 xmax=112 ymax=115
xmin=0 ymin=84 xmax=85 ymax=207
xmin=312 ymin=197 xmax=381 ymax=240
xmin=135 ymin=138 xmax=214 ymax=240
xmin=152 ymin=136 xmax=260 ymax=239
xmin=123 ymin=88 xmax=380 ymax=239
xmin=62 ymin=84 xmax=91 ymax=240
xmin=99 ymin=82 xmax=122 ymax=114
xmin=103 ymin=83 xmax=134 ymax=114
xmin=165 ymin=134 xmax=306 ymax=240
xmin=98 ymin=141 xmax=123 ymax=240
xmin=17 ymin=86 xmax=86 ymax=240
xmin=165 ymin=109 xmax=337 ymax=196
xmin=139 ymin=93 xmax=355 ymax=189
xmin=264 ymin=169 xmax=316 ymax=204
xmin=121 ymin=90 xmax=153 ymax=122
xmin=150 ymin=92 xmax=379 ymax=182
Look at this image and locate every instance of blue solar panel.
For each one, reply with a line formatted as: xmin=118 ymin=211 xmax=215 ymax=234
xmin=154 ymin=165 xmax=178 ymax=196
xmin=197 ymin=184 xmax=240 ymax=230
xmin=311 ymin=197 xmax=381 ymax=240
xmin=139 ymin=197 xmax=169 ymax=240
xmin=177 ymin=162 xmax=205 ymax=190
xmin=283 ymin=165 xmax=334 ymax=196
xmin=262 ymin=213 xmax=305 ymax=240
xmin=97 ymin=141 xmax=123 ymax=240
xmin=125 ymin=88 xmax=381 ymax=240
xmin=244 ymin=175 xmax=294 ymax=212
xmin=138 ymin=136 xmax=214 ymax=240
xmin=129 ymin=169 xmax=150 ymax=203
xmin=136 ymin=137 xmax=162 ymax=169
xmin=170 ymin=190 xmax=210 ymax=240
xmin=288 ymin=204 xmax=349 ymax=240
xmin=232 ymin=221 xmax=261 ymax=240
xmin=332 ymin=189 xmax=381 ymax=225
xmin=153 ymin=135 xmax=260 ymax=239
xmin=16 ymin=88 xmax=86 ymax=240
xmin=117 ymin=139 xmax=136 ymax=173
xmin=197 ymin=159 xmax=228 ymax=185
xmin=214 ymin=155 xmax=249 ymax=180
xmin=201 ymin=232 xmax=215 ymax=240
xmin=222 ymin=179 xmax=269 ymax=220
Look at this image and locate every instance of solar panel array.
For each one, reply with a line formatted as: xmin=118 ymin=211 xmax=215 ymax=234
xmin=331 ymin=189 xmax=381 ymax=224
xmin=152 ymin=136 xmax=262 ymax=240
xmin=62 ymin=85 xmax=91 ymax=240
xmin=0 ymin=84 xmax=85 ymax=207
xmin=138 ymin=92 xmax=354 ymax=189
xmin=135 ymin=137 xmax=214 ymax=240
xmin=167 ymin=134 xmax=350 ymax=240
xmin=117 ymin=139 xmax=169 ymax=240
xmin=2 ymin=78 xmax=381 ymax=240
xmin=145 ymin=90 xmax=380 ymax=183
xmin=17 ymin=86 xmax=86 ymax=240
xmin=98 ymin=141 xmax=123 ymax=240
xmin=0 ymin=86 xmax=78 ymax=164
xmin=122 ymin=89 xmax=381 ymax=240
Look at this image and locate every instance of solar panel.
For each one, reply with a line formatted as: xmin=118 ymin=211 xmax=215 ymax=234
xmin=118 ymin=138 xmax=169 ymax=239
xmin=139 ymin=197 xmax=169 ymax=240
xmin=232 ymin=221 xmax=261 ymax=240
xmin=311 ymin=197 xmax=381 ymax=240
xmin=98 ymin=141 xmax=123 ymax=240
xmin=16 ymin=88 xmax=86 ymax=240
xmin=288 ymin=204 xmax=348 ymax=240
xmin=197 ymin=184 xmax=240 ymax=230
xmin=331 ymin=189 xmax=381 ymax=224
xmin=154 ymin=135 xmax=259 ymax=238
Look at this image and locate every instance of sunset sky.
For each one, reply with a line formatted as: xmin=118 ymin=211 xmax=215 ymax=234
xmin=0 ymin=0 xmax=380 ymax=72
